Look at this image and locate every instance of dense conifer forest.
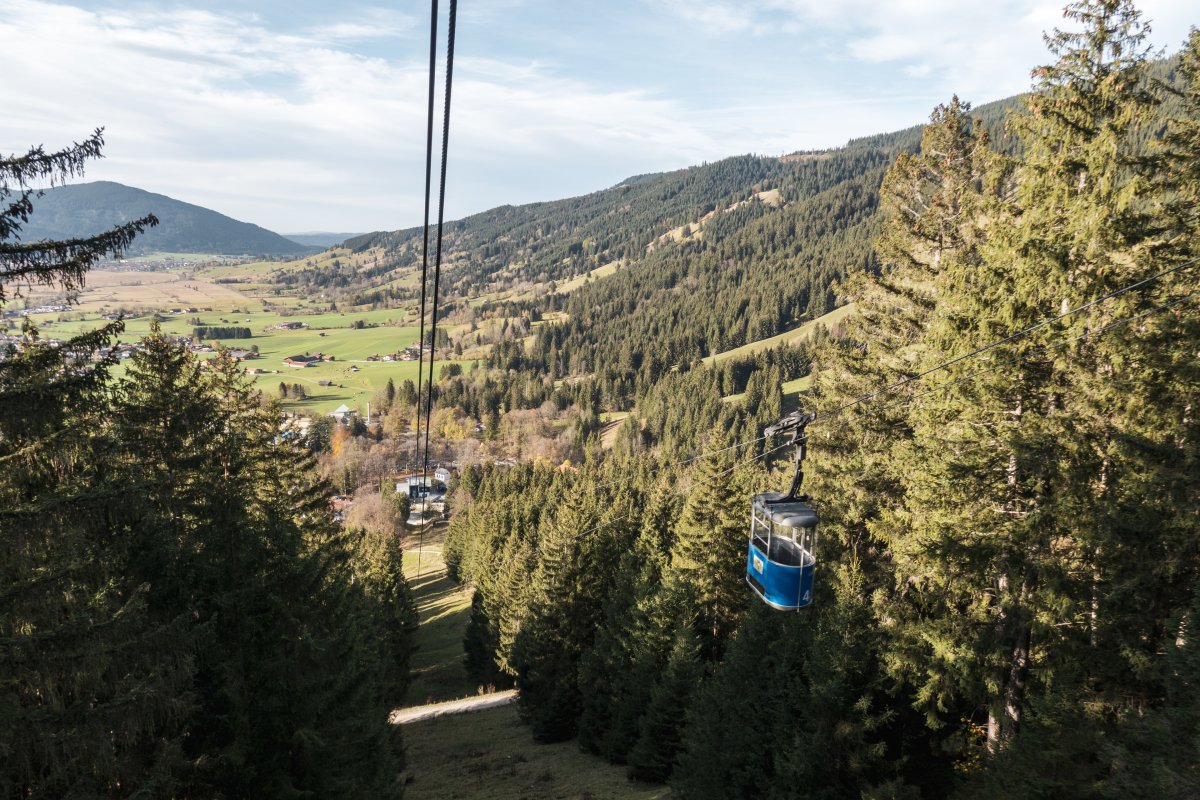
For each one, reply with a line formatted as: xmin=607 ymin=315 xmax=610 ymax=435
xmin=1 ymin=135 xmax=416 ymax=797
xmin=445 ymin=5 xmax=1200 ymax=798
xmin=3 ymin=1 xmax=1199 ymax=798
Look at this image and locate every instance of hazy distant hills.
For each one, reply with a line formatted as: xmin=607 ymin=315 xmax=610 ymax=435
xmin=20 ymin=181 xmax=315 ymax=256
xmin=282 ymin=232 xmax=366 ymax=248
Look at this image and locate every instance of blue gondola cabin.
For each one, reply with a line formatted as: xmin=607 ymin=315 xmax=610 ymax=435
xmin=746 ymin=491 xmax=817 ymax=610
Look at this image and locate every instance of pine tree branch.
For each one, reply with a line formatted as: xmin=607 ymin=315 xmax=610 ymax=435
xmin=0 ymin=215 xmax=157 ymax=301
xmin=0 ymin=128 xmax=105 ymax=188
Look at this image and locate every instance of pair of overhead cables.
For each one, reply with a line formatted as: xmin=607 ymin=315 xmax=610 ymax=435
xmin=412 ymin=0 xmax=457 ymax=577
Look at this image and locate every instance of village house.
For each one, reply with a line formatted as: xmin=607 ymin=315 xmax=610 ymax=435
xmin=395 ymin=474 xmax=447 ymax=501
xmin=329 ymin=404 xmax=356 ymax=424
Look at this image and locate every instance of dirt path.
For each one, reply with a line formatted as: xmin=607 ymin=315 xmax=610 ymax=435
xmin=390 ymin=689 xmax=517 ymax=725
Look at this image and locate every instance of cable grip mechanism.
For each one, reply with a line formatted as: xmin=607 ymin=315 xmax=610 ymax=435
xmin=764 ymin=409 xmax=816 ymax=502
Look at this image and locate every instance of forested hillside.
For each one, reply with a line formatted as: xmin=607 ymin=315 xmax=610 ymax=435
xmin=445 ymin=5 xmax=1200 ymax=799
xmin=22 ymin=180 xmax=314 ymax=256
xmin=4 ymin=2 xmax=1199 ymax=799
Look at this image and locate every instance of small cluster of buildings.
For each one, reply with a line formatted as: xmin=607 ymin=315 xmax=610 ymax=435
xmin=396 ymin=468 xmax=452 ymax=499
xmin=274 ymin=321 xmax=307 ymax=330
xmin=330 ymin=495 xmax=353 ymax=523
xmin=4 ymin=304 xmax=71 ymax=316
xmin=283 ymin=352 xmax=335 ymax=368
xmin=366 ymin=343 xmax=432 ymax=363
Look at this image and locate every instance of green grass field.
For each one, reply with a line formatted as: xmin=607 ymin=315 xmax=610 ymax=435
xmin=397 ymin=526 xmax=670 ymax=800
xmin=23 ymin=306 xmax=474 ymax=413
xmin=702 ymin=303 xmax=856 ymax=365
xmin=402 ymin=704 xmax=672 ymax=800
xmin=552 ymin=260 xmax=624 ymax=295
xmin=402 ymin=531 xmax=478 ymax=706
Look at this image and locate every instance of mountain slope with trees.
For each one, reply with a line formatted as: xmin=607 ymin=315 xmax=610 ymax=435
xmin=444 ymin=4 xmax=1200 ymax=798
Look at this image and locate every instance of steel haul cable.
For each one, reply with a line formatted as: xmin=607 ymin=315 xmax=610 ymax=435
xmin=414 ymin=0 xmax=456 ymax=578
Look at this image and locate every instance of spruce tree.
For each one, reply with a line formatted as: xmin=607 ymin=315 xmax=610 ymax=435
xmin=626 ymin=623 xmax=704 ymax=782
xmin=0 ymin=132 xmax=185 ymax=797
xmin=116 ymin=336 xmax=409 ymax=796
xmin=513 ymin=489 xmax=636 ymax=741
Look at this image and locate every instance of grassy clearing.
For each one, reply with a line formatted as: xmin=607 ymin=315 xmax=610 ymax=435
xmin=782 ymin=374 xmax=813 ymax=398
xmin=402 ymin=530 xmax=477 ymax=706
xmin=755 ymin=188 xmax=783 ymax=207
xmin=719 ymin=375 xmax=811 ymax=409
xmin=402 ymin=704 xmax=671 ymax=800
xmin=599 ymin=412 xmax=630 ymax=450
xmin=702 ymin=303 xmax=856 ymax=365
xmin=552 ymin=260 xmax=623 ymax=295
xmin=395 ymin=526 xmax=670 ymax=799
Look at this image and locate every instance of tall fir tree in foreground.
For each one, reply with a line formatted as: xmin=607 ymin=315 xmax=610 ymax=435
xmin=1 ymin=133 xmax=417 ymax=797
xmin=0 ymin=131 xmax=184 ymax=797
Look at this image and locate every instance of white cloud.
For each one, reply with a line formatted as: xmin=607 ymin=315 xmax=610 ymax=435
xmin=657 ymin=0 xmax=757 ymax=33
xmin=3 ymin=0 xmax=1195 ymax=233
xmin=654 ymin=0 xmax=1195 ymax=103
xmin=314 ymin=8 xmax=417 ymax=42
xmin=0 ymin=0 xmax=724 ymax=230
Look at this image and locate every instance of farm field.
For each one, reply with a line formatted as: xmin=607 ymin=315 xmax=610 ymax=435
xmin=22 ymin=269 xmax=255 ymax=314
xmin=21 ymin=286 xmax=471 ymax=413
xmin=192 ymin=245 xmax=389 ymax=281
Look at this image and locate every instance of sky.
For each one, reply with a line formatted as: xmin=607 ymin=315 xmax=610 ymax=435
xmin=1 ymin=0 xmax=1196 ymax=234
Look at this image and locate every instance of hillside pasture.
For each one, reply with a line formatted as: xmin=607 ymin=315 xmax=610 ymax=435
xmin=551 ymin=260 xmax=624 ymax=295
xmin=402 ymin=704 xmax=671 ymax=800
xmin=702 ymin=303 xmax=856 ymax=365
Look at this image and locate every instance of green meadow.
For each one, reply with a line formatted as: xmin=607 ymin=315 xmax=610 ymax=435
xmin=26 ymin=307 xmax=472 ymax=414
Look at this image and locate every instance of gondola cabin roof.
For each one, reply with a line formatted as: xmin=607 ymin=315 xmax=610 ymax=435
xmin=753 ymin=491 xmax=818 ymax=529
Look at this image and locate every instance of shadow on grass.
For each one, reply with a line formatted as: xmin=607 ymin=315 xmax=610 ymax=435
xmin=403 ymin=531 xmax=477 ymax=705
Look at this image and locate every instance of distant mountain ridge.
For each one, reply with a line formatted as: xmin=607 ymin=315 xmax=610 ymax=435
xmin=21 ymin=181 xmax=315 ymax=256
xmin=282 ymin=232 xmax=366 ymax=248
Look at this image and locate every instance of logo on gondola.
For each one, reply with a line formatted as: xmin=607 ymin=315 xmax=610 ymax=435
xmin=753 ymin=554 xmax=764 ymax=574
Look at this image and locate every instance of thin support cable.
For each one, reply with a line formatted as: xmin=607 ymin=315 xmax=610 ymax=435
xmin=571 ymin=290 xmax=1198 ymax=544
xmin=817 ymin=255 xmax=1200 ymax=422
xmin=586 ymin=254 xmax=1200 ymax=499
xmin=413 ymin=0 xmax=439 ymax=579
xmin=421 ymin=0 xmax=457 ymax=493
xmin=591 ymin=432 xmax=771 ymax=492
xmin=848 ymin=291 xmax=1199 ymax=425
xmin=576 ymin=277 xmax=1199 ymax=513
xmin=573 ymin=440 xmax=790 ymax=542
